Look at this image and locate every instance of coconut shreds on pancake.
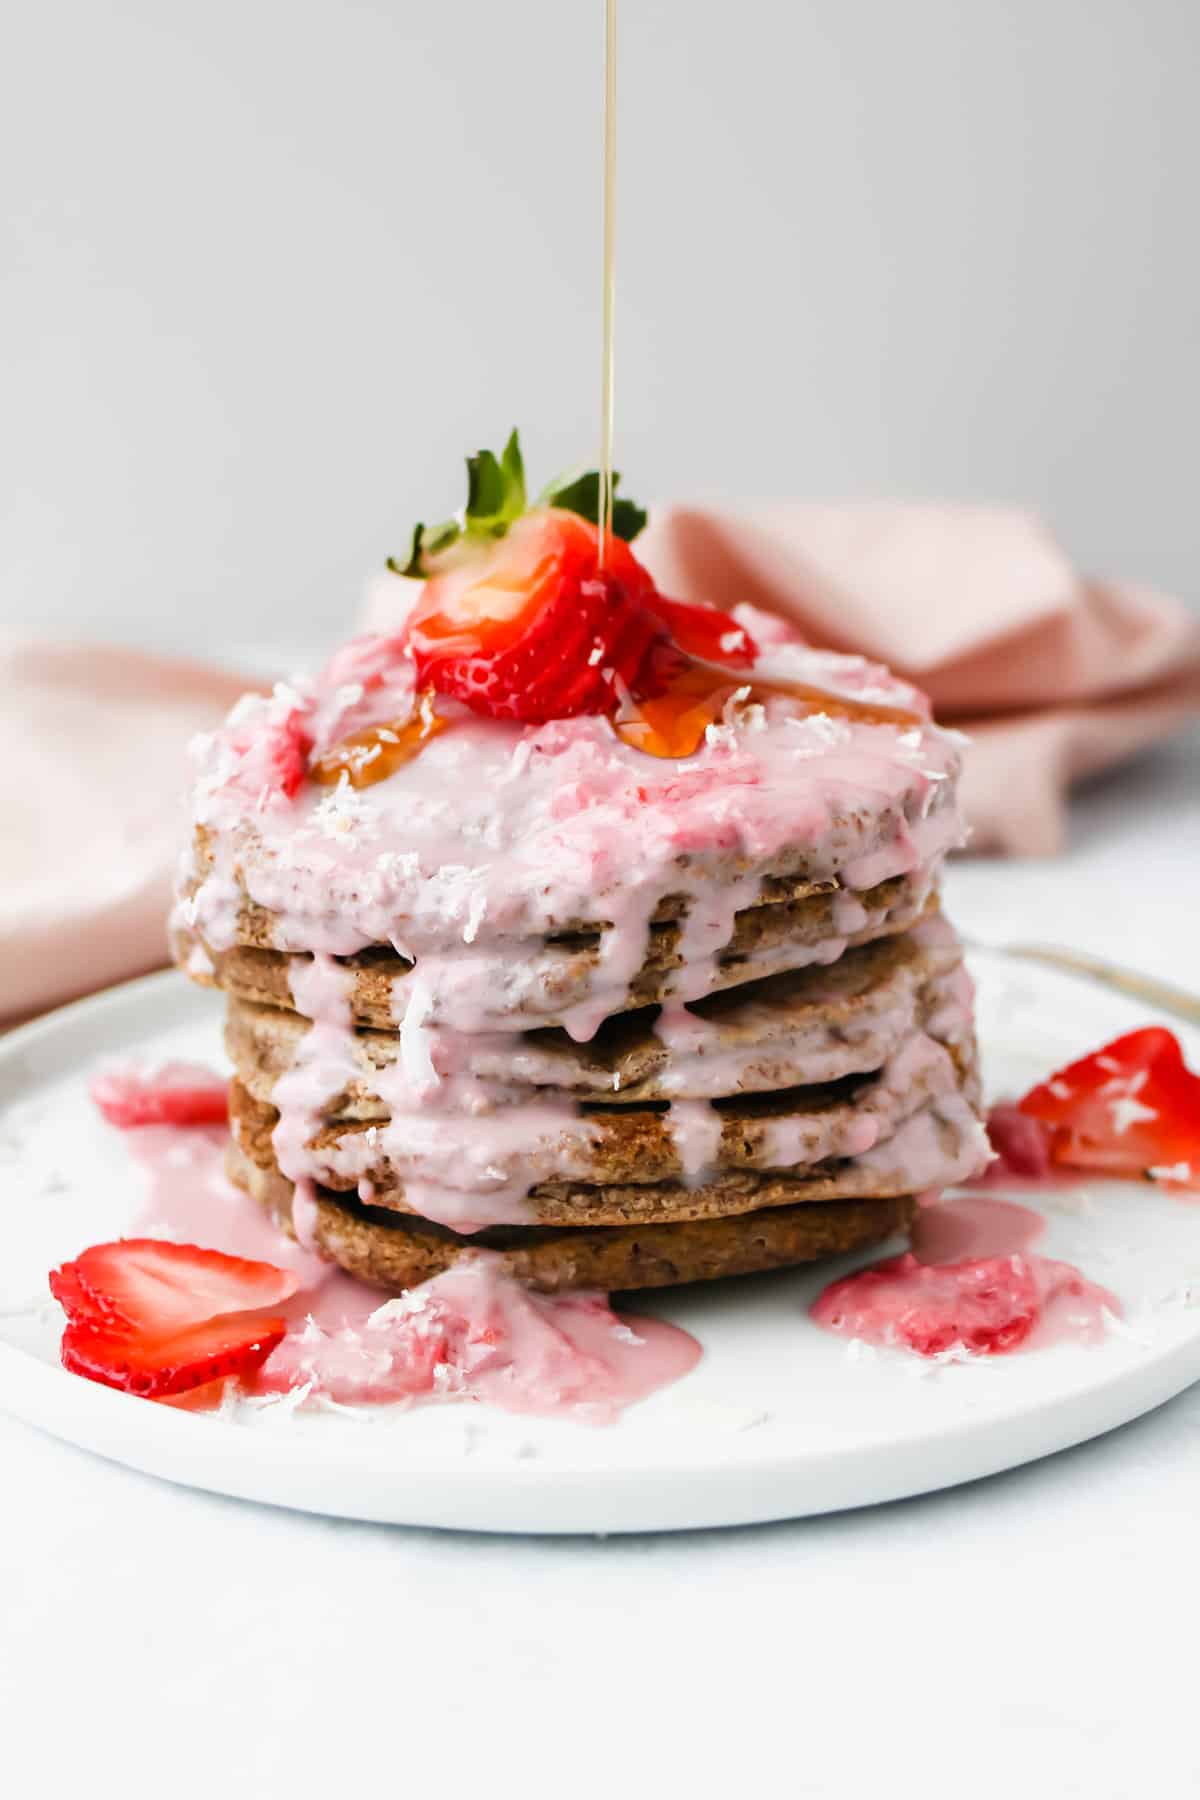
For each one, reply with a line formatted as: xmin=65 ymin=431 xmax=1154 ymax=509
xmin=227 ymin=1141 xmax=917 ymax=1294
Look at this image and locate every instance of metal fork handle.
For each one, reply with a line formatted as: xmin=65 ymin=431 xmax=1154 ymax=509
xmin=969 ymin=939 xmax=1200 ymax=1028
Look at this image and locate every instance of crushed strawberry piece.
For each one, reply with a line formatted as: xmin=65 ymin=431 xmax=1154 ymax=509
xmin=811 ymin=1249 xmax=1114 ymax=1357
xmin=90 ymin=1063 xmax=229 ymax=1128
xmin=50 ymin=1239 xmax=299 ymax=1399
xmin=263 ymin=707 xmax=312 ymax=800
xmin=1017 ymin=1027 xmax=1200 ymax=1189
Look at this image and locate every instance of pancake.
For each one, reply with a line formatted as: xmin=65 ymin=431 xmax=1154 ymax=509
xmin=227 ymin=1141 xmax=917 ymax=1294
xmin=229 ymin=1070 xmax=988 ymax=1228
xmin=224 ymin=923 xmax=972 ymax=1105
xmin=177 ymin=870 xmax=937 ymax=1035
xmin=229 ymin=1025 xmax=971 ymax=1185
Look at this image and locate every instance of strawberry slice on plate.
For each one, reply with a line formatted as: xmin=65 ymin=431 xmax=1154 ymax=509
xmin=59 ymin=1312 xmax=291 ymax=1399
xmin=89 ymin=1062 xmax=229 ymax=1128
xmin=1017 ymin=1026 xmax=1200 ymax=1190
xmin=49 ymin=1240 xmax=300 ymax=1399
xmin=52 ymin=1238 xmax=299 ymax=1332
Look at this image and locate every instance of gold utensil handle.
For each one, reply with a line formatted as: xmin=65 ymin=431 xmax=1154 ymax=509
xmin=992 ymin=942 xmax=1200 ymax=1028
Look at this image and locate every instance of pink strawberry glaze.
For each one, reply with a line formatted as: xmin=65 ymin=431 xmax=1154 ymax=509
xmin=122 ymin=1116 xmax=699 ymax=1421
xmin=255 ymin=1255 xmax=701 ymax=1423
xmin=811 ymin=1193 xmax=1120 ymax=1356
xmin=910 ymin=1194 xmax=1046 ymax=1263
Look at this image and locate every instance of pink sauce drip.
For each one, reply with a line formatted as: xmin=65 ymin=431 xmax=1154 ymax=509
xmin=256 ymin=1255 xmax=701 ymax=1424
xmin=910 ymin=1194 xmax=1045 ymax=1263
xmin=812 ymin=1192 xmax=1121 ymax=1357
xmin=123 ymin=1122 xmax=700 ymax=1421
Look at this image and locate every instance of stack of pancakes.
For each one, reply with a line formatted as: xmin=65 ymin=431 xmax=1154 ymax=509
xmin=173 ymin=616 xmax=989 ymax=1294
xmin=179 ymin=872 xmax=985 ymax=1294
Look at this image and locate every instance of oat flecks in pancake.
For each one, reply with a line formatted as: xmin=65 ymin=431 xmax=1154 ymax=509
xmin=227 ymin=1142 xmax=916 ymax=1295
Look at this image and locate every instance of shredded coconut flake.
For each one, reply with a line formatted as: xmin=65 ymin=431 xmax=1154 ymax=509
xmin=1102 ymin=1308 xmax=1152 ymax=1348
xmin=1150 ymin=1162 xmax=1194 ymax=1184
xmin=1107 ymin=1094 xmax=1158 ymax=1136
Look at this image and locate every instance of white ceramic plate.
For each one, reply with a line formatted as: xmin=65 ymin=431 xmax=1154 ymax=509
xmin=3 ymin=956 xmax=1199 ymax=1534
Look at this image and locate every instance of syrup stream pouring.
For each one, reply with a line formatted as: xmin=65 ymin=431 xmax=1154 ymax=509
xmin=598 ymin=0 xmax=617 ymax=563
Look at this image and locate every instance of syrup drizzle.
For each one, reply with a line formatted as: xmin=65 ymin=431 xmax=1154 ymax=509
xmin=311 ymin=654 xmax=923 ymax=781
xmin=614 ymin=648 xmax=925 ymax=760
xmin=310 ymin=689 xmax=447 ymax=789
xmin=598 ymin=0 xmax=617 ymax=562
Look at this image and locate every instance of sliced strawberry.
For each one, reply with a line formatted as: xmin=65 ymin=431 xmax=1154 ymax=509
xmin=51 ymin=1239 xmax=300 ymax=1400
xmin=639 ymin=594 xmax=757 ymax=669
xmin=90 ymin=1062 xmax=229 ymax=1128
xmin=48 ymin=1261 xmax=104 ymax=1325
xmin=61 ymin=1312 xmax=288 ymax=1398
xmin=406 ymin=509 xmax=665 ymax=723
xmin=1018 ymin=1027 xmax=1200 ymax=1188
xmin=54 ymin=1238 xmax=299 ymax=1336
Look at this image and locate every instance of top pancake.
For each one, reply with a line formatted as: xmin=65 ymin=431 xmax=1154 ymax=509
xmin=171 ymin=624 xmax=966 ymax=1017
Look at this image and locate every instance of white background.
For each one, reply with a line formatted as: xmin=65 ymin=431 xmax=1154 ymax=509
xmin=4 ymin=0 xmax=1199 ymax=655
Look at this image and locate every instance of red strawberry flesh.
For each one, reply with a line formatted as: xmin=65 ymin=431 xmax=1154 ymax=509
xmin=61 ymin=1313 xmax=288 ymax=1398
xmin=57 ymin=1238 xmax=299 ymax=1335
xmin=1018 ymin=1027 xmax=1200 ymax=1185
xmin=50 ymin=1239 xmax=300 ymax=1400
xmin=90 ymin=1063 xmax=229 ymax=1128
xmin=406 ymin=509 xmax=666 ymax=723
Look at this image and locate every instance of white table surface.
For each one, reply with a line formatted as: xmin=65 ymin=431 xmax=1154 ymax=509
xmin=3 ymin=726 xmax=1199 ymax=1800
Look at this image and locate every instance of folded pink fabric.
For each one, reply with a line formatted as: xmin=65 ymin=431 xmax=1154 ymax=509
xmin=0 ymin=642 xmax=254 ymax=1025
xmin=635 ymin=503 xmax=1200 ymax=856
xmin=5 ymin=506 xmax=1197 ymax=1022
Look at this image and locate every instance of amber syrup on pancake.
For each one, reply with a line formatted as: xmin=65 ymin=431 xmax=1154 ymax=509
xmin=310 ymin=689 xmax=446 ymax=789
xmin=614 ymin=642 xmax=924 ymax=759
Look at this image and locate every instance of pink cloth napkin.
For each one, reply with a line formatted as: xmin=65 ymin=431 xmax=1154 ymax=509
xmin=5 ymin=506 xmax=1198 ymax=1022
xmin=635 ymin=503 xmax=1200 ymax=857
xmin=0 ymin=642 xmax=254 ymax=1025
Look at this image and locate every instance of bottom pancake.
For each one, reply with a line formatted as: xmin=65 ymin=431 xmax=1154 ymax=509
xmin=227 ymin=1141 xmax=915 ymax=1294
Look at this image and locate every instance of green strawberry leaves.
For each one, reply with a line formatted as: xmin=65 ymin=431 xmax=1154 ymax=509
xmin=389 ymin=430 xmax=527 ymax=580
xmin=536 ymin=468 xmax=647 ymax=544
xmin=389 ymin=429 xmax=646 ymax=579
